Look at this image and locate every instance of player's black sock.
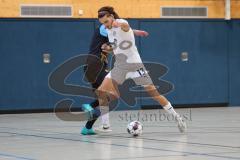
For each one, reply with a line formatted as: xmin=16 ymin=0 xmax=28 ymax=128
xmin=85 ymin=119 xmax=97 ymax=129
xmin=85 ymin=100 xmax=99 ymax=129
xmin=90 ymin=100 xmax=99 ymax=108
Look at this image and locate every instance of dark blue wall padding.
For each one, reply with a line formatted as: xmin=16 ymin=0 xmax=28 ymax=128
xmin=139 ymin=20 xmax=229 ymax=105
xmin=228 ymin=21 xmax=240 ymax=106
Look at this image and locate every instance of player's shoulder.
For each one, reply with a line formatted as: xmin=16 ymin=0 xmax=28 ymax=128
xmin=116 ymin=19 xmax=129 ymax=24
xmin=99 ymin=24 xmax=108 ymax=37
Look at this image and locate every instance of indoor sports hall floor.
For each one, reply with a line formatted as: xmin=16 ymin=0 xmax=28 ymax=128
xmin=0 ymin=107 xmax=240 ymax=160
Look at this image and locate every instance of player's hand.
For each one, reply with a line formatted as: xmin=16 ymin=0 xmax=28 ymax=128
xmin=134 ymin=30 xmax=149 ymax=37
xmin=101 ymin=43 xmax=113 ymax=53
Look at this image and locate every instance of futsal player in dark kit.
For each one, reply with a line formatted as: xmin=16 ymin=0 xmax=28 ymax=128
xmin=81 ymin=24 xmax=111 ymax=135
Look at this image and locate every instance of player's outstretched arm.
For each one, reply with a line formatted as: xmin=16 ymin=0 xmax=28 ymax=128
xmin=133 ymin=30 xmax=149 ymax=37
xmin=112 ymin=21 xmax=130 ymax=32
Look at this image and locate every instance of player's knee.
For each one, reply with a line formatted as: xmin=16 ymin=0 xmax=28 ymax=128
xmin=96 ymin=87 xmax=106 ymax=98
xmin=108 ymin=92 xmax=120 ymax=100
xmin=144 ymin=85 xmax=159 ymax=94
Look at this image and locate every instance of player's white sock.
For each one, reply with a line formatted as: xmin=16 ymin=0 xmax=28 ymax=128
xmin=100 ymin=106 xmax=110 ymax=127
xmin=163 ymin=102 xmax=178 ymax=117
xmin=163 ymin=102 xmax=186 ymax=132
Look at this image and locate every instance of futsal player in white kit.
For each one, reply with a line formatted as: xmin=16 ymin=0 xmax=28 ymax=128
xmin=96 ymin=6 xmax=186 ymax=133
xmin=80 ymin=7 xmax=150 ymax=135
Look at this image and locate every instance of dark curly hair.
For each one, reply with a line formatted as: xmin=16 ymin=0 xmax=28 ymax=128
xmin=98 ymin=6 xmax=120 ymax=19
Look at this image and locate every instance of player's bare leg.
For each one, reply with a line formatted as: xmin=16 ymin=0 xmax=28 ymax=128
xmin=95 ymin=78 xmax=120 ymax=132
xmin=144 ymin=84 xmax=187 ymax=133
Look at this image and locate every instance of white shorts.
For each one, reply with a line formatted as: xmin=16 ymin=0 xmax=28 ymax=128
xmin=106 ymin=63 xmax=153 ymax=86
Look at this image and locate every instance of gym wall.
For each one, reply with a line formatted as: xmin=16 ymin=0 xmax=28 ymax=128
xmin=0 ymin=0 xmax=240 ymax=18
xmin=0 ymin=1 xmax=240 ymax=112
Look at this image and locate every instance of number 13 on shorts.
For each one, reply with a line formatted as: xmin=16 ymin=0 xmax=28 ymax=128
xmin=137 ymin=68 xmax=147 ymax=77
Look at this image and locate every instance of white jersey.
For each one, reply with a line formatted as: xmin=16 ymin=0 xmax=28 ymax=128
xmin=106 ymin=19 xmax=143 ymax=64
